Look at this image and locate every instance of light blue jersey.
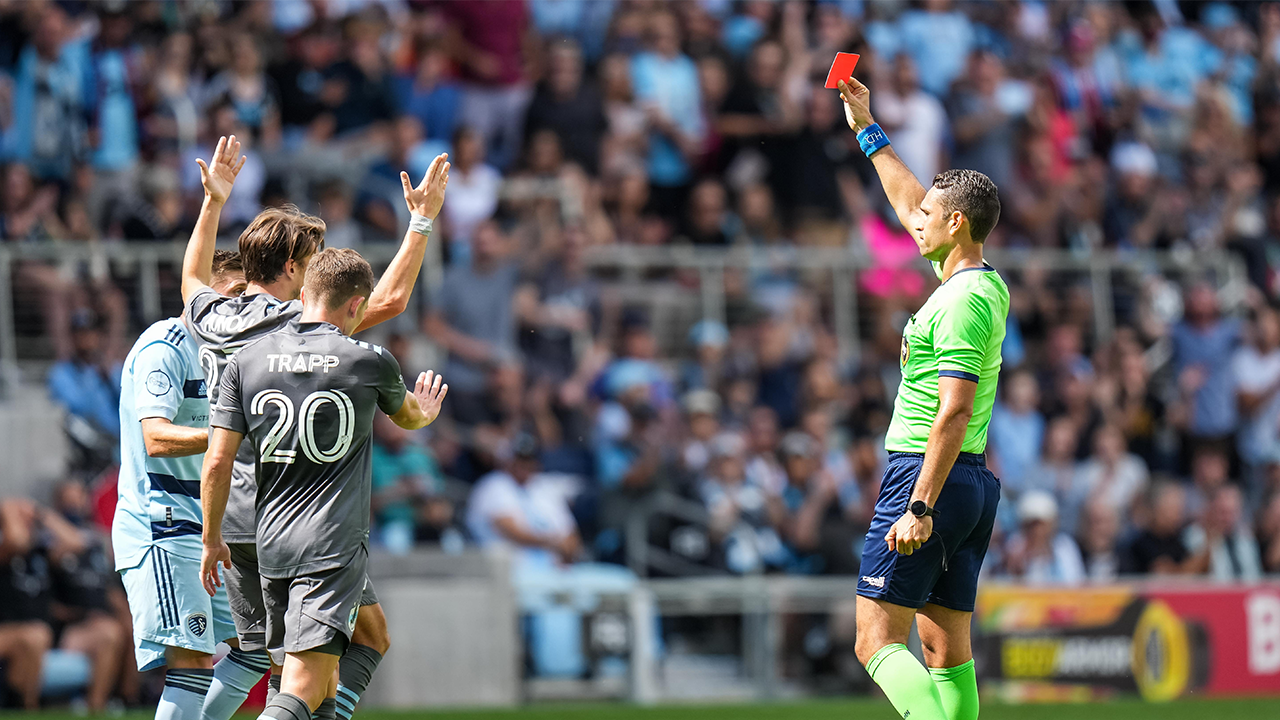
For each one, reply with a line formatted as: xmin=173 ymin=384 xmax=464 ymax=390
xmin=114 ymin=318 xmax=210 ymax=571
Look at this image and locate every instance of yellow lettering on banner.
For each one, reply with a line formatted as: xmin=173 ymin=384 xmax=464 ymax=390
xmin=1003 ymin=638 xmax=1060 ymax=678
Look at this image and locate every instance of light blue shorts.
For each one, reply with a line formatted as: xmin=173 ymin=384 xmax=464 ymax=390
xmin=119 ymin=545 xmax=238 ymax=671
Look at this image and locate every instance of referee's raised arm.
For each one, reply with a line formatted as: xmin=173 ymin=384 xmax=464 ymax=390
xmin=837 ymin=77 xmax=927 ymax=237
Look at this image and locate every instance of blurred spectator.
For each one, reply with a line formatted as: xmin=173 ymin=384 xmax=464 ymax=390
xmin=1124 ymin=482 xmax=1198 ymax=575
xmin=680 ymin=390 xmax=722 ymax=477
xmin=269 ymin=22 xmax=341 ymax=144
xmin=1184 ymin=484 xmax=1262 ymax=581
xmin=441 ymin=127 xmax=502 ymax=257
xmin=872 ymin=54 xmax=945 ymax=186
xmin=515 ymin=222 xmax=603 ymax=384
xmin=44 ymin=481 xmax=127 ymax=713
xmin=1171 ymin=284 xmax=1241 ymax=454
xmin=946 ymin=50 xmax=1018 ymax=192
xmin=424 ymin=220 xmax=519 ymax=424
xmin=466 ymin=433 xmax=582 ymax=569
xmin=323 ymin=23 xmax=397 ymax=138
xmin=1187 ymin=445 xmax=1232 ymax=519
xmin=1258 ymin=490 xmax=1280 ymax=573
xmin=630 ymin=10 xmax=705 ymax=216
xmin=524 ymin=38 xmax=605 ymax=174
xmin=6 ymin=6 xmax=88 ymax=180
xmin=892 ymin=0 xmax=976 ymax=98
xmin=200 ymin=35 xmax=280 ymax=145
xmin=445 ymin=0 xmax=532 ymax=170
xmin=48 ymin=311 xmax=122 ymax=474
xmin=1103 ymin=141 xmax=1167 ymax=248
xmin=699 ymin=432 xmax=786 ymax=574
xmin=1003 ymin=490 xmax=1086 ymax=585
xmin=1075 ymin=424 xmax=1149 ymax=524
xmin=988 ymin=369 xmax=1044 ymax=498
xmin=777 ymin=431 xmax=861 ymax=575
xmin=395 ymin=44 xmax=462 ymax=144
xmin=1233 ymin=305 xmax=1280 ymax=477
xmin=371 ymin=415 xmax=455 ymax=554
xmin=1075 ymin=496 xmax=1124 ymax=582
xmin=679 ymin=319 xmax=730 ymax=393
xmin=0 ymin=499 xmax=53 ymax=709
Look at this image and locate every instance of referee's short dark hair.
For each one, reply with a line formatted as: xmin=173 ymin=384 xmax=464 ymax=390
xmin=932 ymin=169 xmax=1001 ymax=242
xmin=303 ymin=248 xmax=375 ymax=310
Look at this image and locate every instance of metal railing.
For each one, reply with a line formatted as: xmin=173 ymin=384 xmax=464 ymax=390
xmin=0 ymin=240 xmax=1250 ymax=396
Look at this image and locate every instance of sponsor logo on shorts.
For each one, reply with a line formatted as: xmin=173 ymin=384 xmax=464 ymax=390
xmin=348 ymin=606 xmax=359 ymax=631
xmin=187 ymin=612 xmax=208 ymax=638
xmin=861 ymin=575 xmax=886 ymax=589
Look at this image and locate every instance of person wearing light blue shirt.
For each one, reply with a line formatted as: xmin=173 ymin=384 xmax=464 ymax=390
xmin=113 ymin=256 xmax=252 ymax=720
xmin=630 ymin=12 xmax=704 ymax=191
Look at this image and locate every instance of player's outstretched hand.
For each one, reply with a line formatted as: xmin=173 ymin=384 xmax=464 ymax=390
xmin=836 ymin=77 xmax=874 ymax=132
xmin=401 ymin=153 xmax=451 ymax=220
xmin=200 ymin=541 xmax=232 ymax=597
xmin=886 ymin=512 xmax=932 ymax=556
xmin=414 ymin=370 xmax=449 ymax=425
xmin=195 ymin=135 xmax=247 ymax=206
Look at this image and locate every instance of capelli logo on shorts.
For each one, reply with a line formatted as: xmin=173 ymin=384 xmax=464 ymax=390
xmin=861 ymin=575 xmax=886 ymax=588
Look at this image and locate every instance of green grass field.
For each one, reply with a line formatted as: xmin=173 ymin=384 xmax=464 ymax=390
xmin=12 ymin=698 xmax=1280 ymax=720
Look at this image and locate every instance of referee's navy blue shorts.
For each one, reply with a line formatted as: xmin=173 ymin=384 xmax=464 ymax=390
xmin=856 ymin=451 xmax=1000 ymax=613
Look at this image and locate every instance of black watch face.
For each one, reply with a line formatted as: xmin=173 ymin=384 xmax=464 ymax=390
xmin=911 ymin=501 xmax=926 ymax=517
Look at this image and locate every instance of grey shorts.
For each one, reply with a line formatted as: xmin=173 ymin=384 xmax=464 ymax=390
xmin=226 ymin=543 xmax=268 ymax=651
xmin=227 ymin=544 xmax=379 ymax=655
xmin=262 ymin=553 xmax=370 ymax=666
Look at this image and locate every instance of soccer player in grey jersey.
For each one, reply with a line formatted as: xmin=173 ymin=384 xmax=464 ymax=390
xmin=180 ymin=136 xmax=449 ymax=720
xmin=201 ymin=249 xmax=448 ymax=720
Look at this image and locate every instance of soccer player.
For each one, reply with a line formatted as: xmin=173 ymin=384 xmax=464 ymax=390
xmin=200 ymin=248 xmax=448 ymax=720
xmin=115 ymin=251 xmax=247 ymax=720
xmin=180 ymin=136 xmax=449 ymax=720
xmin=837 ymin=77 xmax=1007 ymax=720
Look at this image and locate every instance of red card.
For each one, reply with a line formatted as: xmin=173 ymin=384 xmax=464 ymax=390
xmin=825 ymin=52 xmax=861 ymax=89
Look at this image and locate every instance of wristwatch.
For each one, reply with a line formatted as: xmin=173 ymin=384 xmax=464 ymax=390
xmin=910 ymin=500 xmax=939 ymax=519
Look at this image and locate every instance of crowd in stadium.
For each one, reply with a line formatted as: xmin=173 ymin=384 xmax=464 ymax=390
xmin=6 ymin=1 xmax=1280 ymax=697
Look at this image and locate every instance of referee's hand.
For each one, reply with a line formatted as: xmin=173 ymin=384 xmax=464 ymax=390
xmin=886 ymin=513 xmax=933 ymax=555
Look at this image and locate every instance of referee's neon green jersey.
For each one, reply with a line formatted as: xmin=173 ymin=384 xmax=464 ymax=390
xmin=884 ymin=263 xmax=1009 ymax=454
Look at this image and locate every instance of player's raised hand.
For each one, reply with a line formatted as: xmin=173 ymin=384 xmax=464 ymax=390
xmin=836 ymin=77 xmax=874 ymax=132
xmin=195 ymin=135 xmax=247 ymax=206
xmin=200 ymin=541 xmax=232 ymax=597
xmin=401 ymin=153 xmax=451 ymax=220
xmin=413 ymin=370 xmax=449 ymax=425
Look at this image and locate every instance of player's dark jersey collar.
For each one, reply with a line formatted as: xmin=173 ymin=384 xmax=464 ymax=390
xmin=941 ymin=262 xmax=996 ymax=284
xmin=296 ymin=320 xmax=343 ymax=335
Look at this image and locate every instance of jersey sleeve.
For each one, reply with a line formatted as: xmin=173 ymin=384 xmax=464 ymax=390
xmin=374 ymin=349 xmax=409 ymax=416
xmin=132 ymin=340 xmax=187 ymax=421
xmin=183 ymin=286 xmax=224 ymax=345
xmin=210 ymin=354 xmax=249 ymax=434
xmin=933 ymin=288 xmax=996 ymax=382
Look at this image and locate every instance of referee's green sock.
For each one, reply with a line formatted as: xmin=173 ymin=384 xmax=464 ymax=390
xmin=929 ymin=659 xmax=979 ymax=720
xmin=865 ymin=643 xmax=948 ymax=720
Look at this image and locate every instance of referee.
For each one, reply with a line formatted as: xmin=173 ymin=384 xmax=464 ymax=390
xmin=838 ymin=77 xmax=1007 ymax=720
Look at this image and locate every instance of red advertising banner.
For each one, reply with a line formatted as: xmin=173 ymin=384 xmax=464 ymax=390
xmin=973 ymin=582 xmax=1280 ymax=700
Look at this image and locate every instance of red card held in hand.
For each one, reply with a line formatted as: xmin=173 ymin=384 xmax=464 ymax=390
xmin=825 ymin=52 xmax=860 ymax=89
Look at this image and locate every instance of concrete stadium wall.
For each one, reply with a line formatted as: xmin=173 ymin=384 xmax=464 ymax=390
xmin=363 ymin=550 xmax=522 ymax=708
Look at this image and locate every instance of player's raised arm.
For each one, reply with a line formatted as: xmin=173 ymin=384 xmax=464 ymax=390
xmin=356 ymin=153 xmax=451 ymax=333
xmin=181 ymin=136 xmax=247 ymax=305
xmin=836 ymin=78 xmax=927 ymax=236
xmin=199 ymin=426 xmax=240 ymax=595
xmin=389 ymin=370 xmax=449 ymax=430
